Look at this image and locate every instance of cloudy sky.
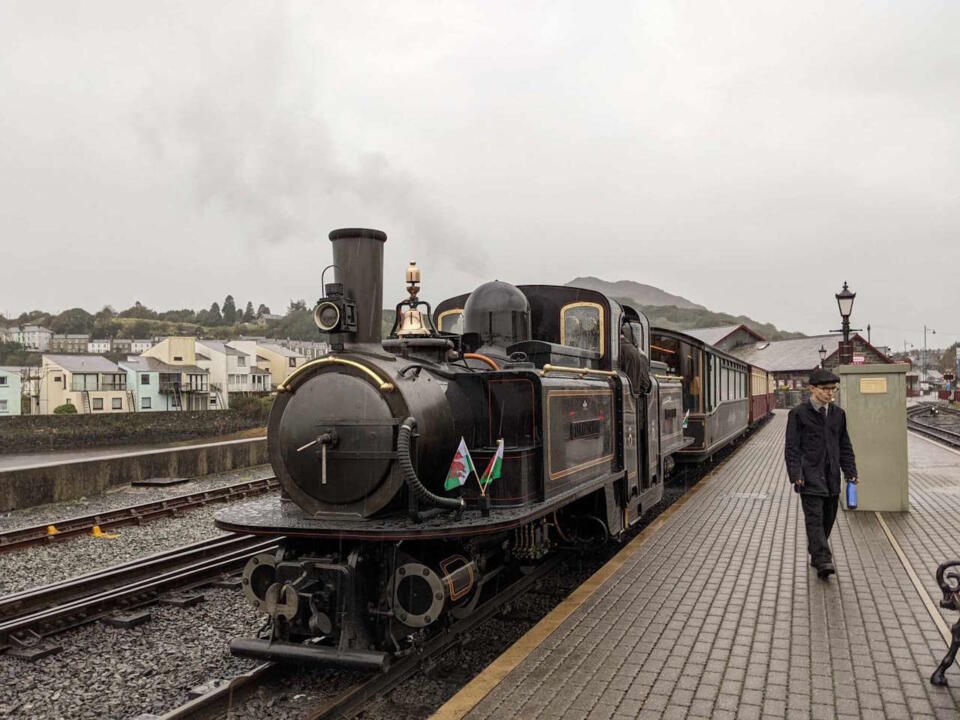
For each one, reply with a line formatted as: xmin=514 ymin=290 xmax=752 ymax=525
xmin=1 ymin=1 xmax=958 ymax=351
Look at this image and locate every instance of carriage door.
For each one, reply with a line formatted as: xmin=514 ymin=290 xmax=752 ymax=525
xmin=621 ymin=382 xmax=641 ymax=526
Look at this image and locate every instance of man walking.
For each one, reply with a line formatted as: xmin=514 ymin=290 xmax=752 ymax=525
xmin=784 ymin=368 xmax=858 ymax=579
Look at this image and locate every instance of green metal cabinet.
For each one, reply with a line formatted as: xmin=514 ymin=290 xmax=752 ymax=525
xmin=836 ymin=364 xmax=909 ymax=511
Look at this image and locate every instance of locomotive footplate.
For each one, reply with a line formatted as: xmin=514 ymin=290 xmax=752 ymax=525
xmin=215 ymin=471 xmax=624 ymax=540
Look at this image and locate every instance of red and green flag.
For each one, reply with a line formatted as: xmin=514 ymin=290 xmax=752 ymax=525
xmin=444 ymin=437 xmax=477 ymax=491
xmin=480 ymin=439 xmax=504 ymax=495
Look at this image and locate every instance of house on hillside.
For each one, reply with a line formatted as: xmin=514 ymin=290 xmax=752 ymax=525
xmin=140 ymin=338 xmax=210 ymax=411
xmin=87 ymin=338 xmax=111 ymax=354
xmin=131 ymin=339 xmax=154 ymax=353
xmin=5 ymin=325 xmax=54 ymax=351
xmin=50 ymin=334 xmax=90 ymax=354
xmin=38 ymin=355 xmax=130 ymax=414
xmin=0 ymin=366 xmax=22 ymax=416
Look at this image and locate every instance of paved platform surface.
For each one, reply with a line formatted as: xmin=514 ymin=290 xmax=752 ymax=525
xmin=436 ymin=411 xmax=960 ymax=720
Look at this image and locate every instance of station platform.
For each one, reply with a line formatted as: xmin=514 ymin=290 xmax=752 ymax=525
xmin=434 ymin=411 xmax=960 ymax=720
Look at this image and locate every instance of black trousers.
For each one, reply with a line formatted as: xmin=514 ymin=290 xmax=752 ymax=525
xmin=800 ymin=494 xmax=840 ymax=566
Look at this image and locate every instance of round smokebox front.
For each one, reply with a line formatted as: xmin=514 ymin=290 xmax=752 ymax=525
xmin=278 ymin=371 xmax=399 ymax=513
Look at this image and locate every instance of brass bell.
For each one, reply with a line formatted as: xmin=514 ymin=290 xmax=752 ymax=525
xmin=397 ymin=307 xmax=431 ymax=336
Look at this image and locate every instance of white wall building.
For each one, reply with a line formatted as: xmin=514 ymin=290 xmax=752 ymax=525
xmin=225 ymin=340 xmax=273 ymax=393
xmin=88 ymin=339 xmax=111 ymax=354
xmin=4 ymin=325 xmax=52 ymax=351
xmin=131 ymin=339 xmax=153 ymax=353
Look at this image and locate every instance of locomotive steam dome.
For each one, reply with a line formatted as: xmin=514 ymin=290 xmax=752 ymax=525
xmin=463 ymin=280 xmax=531 ymax=350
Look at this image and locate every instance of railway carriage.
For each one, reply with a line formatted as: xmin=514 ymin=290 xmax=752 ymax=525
xmin=648 ymin=328 xmax=771 ymax=463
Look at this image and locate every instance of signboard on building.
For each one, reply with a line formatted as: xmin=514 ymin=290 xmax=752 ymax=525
xmin=852 ymin=354 xmax=866 ymax=365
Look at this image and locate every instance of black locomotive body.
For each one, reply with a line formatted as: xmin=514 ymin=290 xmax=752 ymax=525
xmin=217 ymin=228 xmax=763 ymax=669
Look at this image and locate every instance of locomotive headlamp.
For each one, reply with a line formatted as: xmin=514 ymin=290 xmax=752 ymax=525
xmin=313 ymin=281 xmax=358 ymax=334
xmin=314 ymin=301 xmax=342 ymax=332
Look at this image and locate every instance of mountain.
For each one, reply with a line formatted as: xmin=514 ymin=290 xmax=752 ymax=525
xmin=566 ymin=276 xmax=804 ymax=341
xmin=566 ymin=277 xmax=706 ymax=310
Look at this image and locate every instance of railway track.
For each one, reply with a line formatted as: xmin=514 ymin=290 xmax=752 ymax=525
xmin=0 ymin=475 xmax=279 ymax=553
xmin=156 ymin=554 xmax=565 ymax=720
xmin=0 ymin=533 xmax=280 ymax=658
xmin=908 ymin=403 xmax=960 ymax=449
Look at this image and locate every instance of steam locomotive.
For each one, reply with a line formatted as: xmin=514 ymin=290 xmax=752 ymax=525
xmin=217 ymin=228 xmax=771 ymax=669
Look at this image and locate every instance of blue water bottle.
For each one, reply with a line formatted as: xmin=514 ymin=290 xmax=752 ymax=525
xmin=846 ymin=480 xmax=858 ymax=510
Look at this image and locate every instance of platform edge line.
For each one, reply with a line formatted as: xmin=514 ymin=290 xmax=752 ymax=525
xmin=874 ymin=510 xmax=952 ymax=645
xmin=909 ymin=429 xmax=960 ymax=458
xmin=429 ymin=471 xmax=718 ymax=720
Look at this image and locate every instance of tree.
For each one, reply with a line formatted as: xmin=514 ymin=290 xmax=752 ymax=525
xmin=159 ymin=308 xmax=197 ymax=323
xmin=208 ymin=302 xmax=223 ymax=325
xmin=222 ymin=295 xmax=237 ymax=324
xmin=118 ymin=301 xmax=158 ymax=320
xmin=257 ymin=304 xmax=271 ymax=317
xmin=53 ymin=403 xmax=78 ymax=415
xmin=95 ymin=305 xmax=116 ymax=320
xmin=49 ymin=308 xmax=94 ymax=335
xmin=287 ymin=299 xmax=307 ymax=314
xmin=243 ymin=301 xmax=256 ymax=322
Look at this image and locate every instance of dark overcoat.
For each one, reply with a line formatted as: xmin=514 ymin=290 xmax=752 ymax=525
xmin=784 ymin=400 xmax=858 ymax=496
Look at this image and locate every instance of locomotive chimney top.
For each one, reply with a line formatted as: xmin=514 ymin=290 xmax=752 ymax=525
xmin=327 ymin=228 xmax=387 ymax=345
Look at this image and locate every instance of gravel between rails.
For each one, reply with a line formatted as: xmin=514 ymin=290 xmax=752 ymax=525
xmin=0 ymin=465 xmax=274 ymax=533
xmin=0 ymin=588 xmax=264 ymax=720
xmin=0 ymin=485 xmax=276 ymax=596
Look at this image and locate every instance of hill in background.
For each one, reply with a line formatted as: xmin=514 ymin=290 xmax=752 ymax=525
xmin=566 ymin=276 xmax=804 ymax=341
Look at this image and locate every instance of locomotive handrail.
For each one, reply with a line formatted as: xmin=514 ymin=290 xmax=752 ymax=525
xmin=464 ymin=352 xmax=500 ymax=371
xmin=539 ymin=364 xmax=618 ymax=379
xmin=277 ymin=356 xmax=395 ymax=393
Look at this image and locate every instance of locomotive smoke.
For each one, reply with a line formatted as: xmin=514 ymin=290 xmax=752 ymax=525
xmin=133 ymin=10 xmax=489 ymax=274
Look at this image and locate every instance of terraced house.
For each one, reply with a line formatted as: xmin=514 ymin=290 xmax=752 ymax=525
xmin=38 ymin=355 xmax=130 ymax=414
xmin=0 ymin=366 xmax=22 ymax=416
xmin=140 ymin=337 xmax=211 ymax=411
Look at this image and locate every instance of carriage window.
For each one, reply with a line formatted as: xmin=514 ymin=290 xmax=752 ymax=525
xmin=437 ymin=309 xmax=464 ymax=334
xmin=560 ymin=302 xmax=604 ymax=356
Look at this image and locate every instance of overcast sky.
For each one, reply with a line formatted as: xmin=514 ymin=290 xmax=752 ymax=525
xmin=2 ymin=1 xmax=958 ymax=351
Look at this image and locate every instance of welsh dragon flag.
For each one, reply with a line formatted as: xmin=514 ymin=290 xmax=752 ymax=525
xmin=480 ymin=439 xmax=505 ymax=494
xmin=444 ymin=437 xmax=476 ymax=491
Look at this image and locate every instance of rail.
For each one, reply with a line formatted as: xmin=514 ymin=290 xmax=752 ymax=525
xmin=0 ymin=534 xmax=280 ymax=655
xmin=0 ymin=476 xmax=279 ymax=553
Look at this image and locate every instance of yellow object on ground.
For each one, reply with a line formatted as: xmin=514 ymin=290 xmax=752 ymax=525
xmin=46 ymin=525 xmax=59 ymax=535
xmin=91 ymin=525 xmax=118 ymax=539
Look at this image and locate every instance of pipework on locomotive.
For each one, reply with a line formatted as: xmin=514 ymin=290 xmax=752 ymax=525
xmin=217 ymin=227 xmax=769 ymax=668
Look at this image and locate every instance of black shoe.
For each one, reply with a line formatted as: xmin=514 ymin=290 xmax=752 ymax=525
xmin=817 ymin=562 xmax=835 ymax=579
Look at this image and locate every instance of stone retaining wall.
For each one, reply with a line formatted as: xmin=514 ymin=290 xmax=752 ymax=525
xmin=0 ymin=437 xmax=269 ymax=511
xmin=0 ymin=410 xmax=267 ymax=455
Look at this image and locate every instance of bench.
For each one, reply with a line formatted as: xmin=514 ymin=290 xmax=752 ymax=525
xmin=931 ymin=560 xmax=960 ymax=686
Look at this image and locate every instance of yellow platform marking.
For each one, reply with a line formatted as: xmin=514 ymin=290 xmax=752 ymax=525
xmin=875 ymin=511 xmax=952 ymax=645
xmin=430 ymin=471 xmax=718 ymax=720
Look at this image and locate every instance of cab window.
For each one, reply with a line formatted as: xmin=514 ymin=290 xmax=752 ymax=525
xmin=437 ymin=309 xmax=464 ymax=334
xmin=560 ymin=302 xmax=604 ymax=356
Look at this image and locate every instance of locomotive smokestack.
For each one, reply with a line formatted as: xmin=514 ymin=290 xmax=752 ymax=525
xmin=328 ymin=228 xmax=387 ymax=345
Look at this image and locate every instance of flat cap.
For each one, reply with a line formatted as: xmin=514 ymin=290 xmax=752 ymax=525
xmin=808 ymin=368 xmax=840 ymax=386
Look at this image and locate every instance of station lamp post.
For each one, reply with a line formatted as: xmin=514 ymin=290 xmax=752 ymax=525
xmin=818 ymin=345 xmax=827 ymax=368
xmin=834 ymin=281 xmax=858 ymax=364
xmin=923 ymin=325 xmax=935 ymax=396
